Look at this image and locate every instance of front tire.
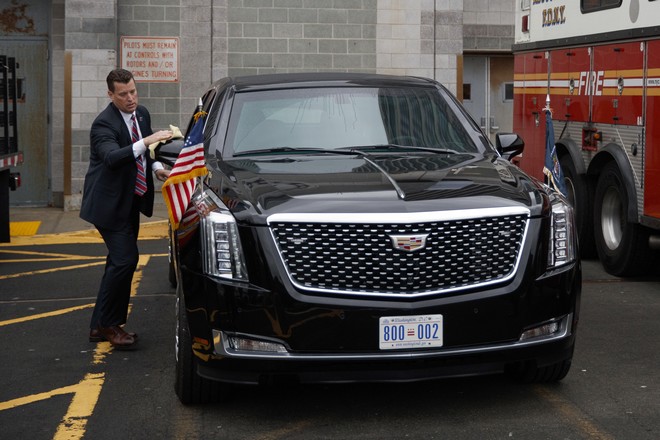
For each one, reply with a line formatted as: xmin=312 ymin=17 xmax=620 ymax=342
xmin=168 ymin=224 xmax=177 ymax=288
xmin=593 ymin=162 xmax=655 ymax=277
xmin=175 ymin=294 xmax=225 ymax=404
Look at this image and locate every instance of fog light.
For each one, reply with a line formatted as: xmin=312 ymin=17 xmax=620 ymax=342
xmin=228 ymin=336 xmax=288 ymax=353
xmin=520 ymin=321 xmax=559 ymax=341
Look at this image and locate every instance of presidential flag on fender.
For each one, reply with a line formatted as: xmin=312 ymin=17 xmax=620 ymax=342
xmin=543 ymin=110 xmax=568 ymax=197
xmin=162 ymin=110 xmax=209 ymax=229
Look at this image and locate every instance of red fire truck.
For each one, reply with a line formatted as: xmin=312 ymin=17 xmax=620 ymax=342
xmin=512 ymin=0 xmax=660 ymax=276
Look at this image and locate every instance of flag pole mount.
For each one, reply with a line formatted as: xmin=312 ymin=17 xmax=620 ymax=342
xmin=543 ymin=94 xmax=552 ymax=116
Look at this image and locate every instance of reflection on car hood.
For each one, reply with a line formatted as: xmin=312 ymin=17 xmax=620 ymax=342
xmin=209 ymin=153 xmax=545 ymax=224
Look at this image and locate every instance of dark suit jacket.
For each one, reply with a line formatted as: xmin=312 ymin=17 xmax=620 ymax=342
xmin=80 ymin=103 xmax=156 ymax=230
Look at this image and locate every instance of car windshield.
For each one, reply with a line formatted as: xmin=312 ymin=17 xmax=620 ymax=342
xmin=224 ymin=86 xmax=479 ymax=155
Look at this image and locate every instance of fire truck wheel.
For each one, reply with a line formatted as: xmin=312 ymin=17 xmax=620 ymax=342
xmin=593 ymin=162 xmax=655 ymax=276
xmin=559 ymin=155 xmax=595 ymax=257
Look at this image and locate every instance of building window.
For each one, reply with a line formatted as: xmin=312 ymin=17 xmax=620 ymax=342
xmin=503 ymin=83 xmax=514 ymax=102
xmin=463 ymin=84 xmax=472 ymax=101
xmin=581 ymin=0 xmax=622 ymax=13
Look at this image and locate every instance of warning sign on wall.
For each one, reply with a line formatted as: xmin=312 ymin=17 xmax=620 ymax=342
xmin=120 ymin=37 xmax=179 ymax=83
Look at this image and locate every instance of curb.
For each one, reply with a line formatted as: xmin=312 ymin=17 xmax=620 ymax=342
xmin=1 ymin=220 xmax=169 ymax=247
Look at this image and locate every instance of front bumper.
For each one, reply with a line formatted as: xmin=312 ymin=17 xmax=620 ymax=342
xmin=181 ymin=260 xmax=580 ymax=385
xmin=197 ymin=315 xmax=575 ymax=384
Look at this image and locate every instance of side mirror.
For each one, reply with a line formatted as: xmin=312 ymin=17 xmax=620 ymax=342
xmin=495 ymin=133 xmax=524 ymax=161
xmin=153 ymin=139 xmax=184 ymax=167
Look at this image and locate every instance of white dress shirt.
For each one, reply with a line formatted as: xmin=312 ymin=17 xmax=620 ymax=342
xmin=121 ymin=110 xmax=164 ymax=172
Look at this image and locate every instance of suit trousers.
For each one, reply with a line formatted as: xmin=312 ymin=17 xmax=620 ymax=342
xmin=90 ymin=195 xmax=142 ymax=329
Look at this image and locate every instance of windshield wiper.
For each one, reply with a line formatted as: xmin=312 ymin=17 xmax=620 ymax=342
xmin=233 ymin=145 xmax=460 ymax=157
xmin=234 ymin=147 xmax=362 ymax=157
xmin=347 ymin=144 xmax=458 ymax=155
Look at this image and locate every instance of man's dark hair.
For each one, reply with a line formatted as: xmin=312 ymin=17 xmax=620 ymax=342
xmin=106 ymin=69 xmax=134 ymax=92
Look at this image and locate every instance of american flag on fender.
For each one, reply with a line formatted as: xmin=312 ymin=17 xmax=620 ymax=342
xmin=162 ymin=110 xmax=209 ymax=229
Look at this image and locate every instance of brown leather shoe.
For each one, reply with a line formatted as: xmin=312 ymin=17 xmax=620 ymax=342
xmin=96 ymin=325 xmax=138 ymax=350
xmin=89 ymin=327 xmax=138 ymax=343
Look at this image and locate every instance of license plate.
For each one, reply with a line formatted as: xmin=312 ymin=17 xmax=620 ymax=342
xmin=379 ymin=314 xmax=444 ymax=350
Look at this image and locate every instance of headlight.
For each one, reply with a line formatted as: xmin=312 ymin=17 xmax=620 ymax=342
xmin=196 ymin=190 xmax=248 ymax=281
xmin=547 ymin=193 xmax=576 ymax=269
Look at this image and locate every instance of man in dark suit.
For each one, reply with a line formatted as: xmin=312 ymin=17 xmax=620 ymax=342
xmin=80 ymin=68 xmax=173 ymax=349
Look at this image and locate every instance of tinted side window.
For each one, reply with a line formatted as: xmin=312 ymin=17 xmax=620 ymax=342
xmin=581 ymin=0 xmax=622 ymax=12
xmin=203 ymin=89 xmax=225 ymax=141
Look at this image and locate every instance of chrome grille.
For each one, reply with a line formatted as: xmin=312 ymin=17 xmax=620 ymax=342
xmin=270 ymin=213 xmax=529 ymax=297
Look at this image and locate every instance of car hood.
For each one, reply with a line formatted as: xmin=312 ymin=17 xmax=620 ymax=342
xmin=209 ymin=153 xmax=546 ymax=225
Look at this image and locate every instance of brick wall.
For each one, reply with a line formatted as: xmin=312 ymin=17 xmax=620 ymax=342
xmin=225 ymin=0 xmax=377 ymax=76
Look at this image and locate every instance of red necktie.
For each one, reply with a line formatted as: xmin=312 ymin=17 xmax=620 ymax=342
xmin=131 ymin=114 xmax=147 ymax=196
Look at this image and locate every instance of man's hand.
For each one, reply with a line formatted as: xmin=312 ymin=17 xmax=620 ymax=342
xmin=144 ymin=130 xmax=173 ymax=148
xmin=155 ymin=169 xmax=170 ymax=182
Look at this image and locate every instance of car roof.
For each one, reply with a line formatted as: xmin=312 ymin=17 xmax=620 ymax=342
xmin=216 ymin=72 xmax=439 ymax=92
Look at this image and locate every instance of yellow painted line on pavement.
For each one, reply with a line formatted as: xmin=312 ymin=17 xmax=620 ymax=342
xmin=0 ymin=373 xmax=104 ymax=412
xmin=5 ymin=228 xmax=105 ymax=245
xmin=0 ymin=260 xmax=106 ymax=280
xmin=1 ymin=220 xmax=168 ymax=246
xmin=253 ymin=421 xmax=314 ymax=440
xmin=9 ymin=221 xmax=41 ymax=236
xmin=0 ymin=249 xmax=104 ymax=263
xmin=92 ymin=342 xmax=113 ymax=365
xmin=0 ymin=245 xmax=161 ymax=438
xmin=53 ymin=373 xmax=106 ymax=440
xmin=0 ymin=373 xmax=106 ymax=440
xmin=131 ymin=254 xmax=150 ymax=297
xmin=0 ymin=257 xmax=99 ymax=263
xmin=0 ymin=303 xmax=94 ymax=327
xmin=534 ymin=385 xmax=615 ymax=440
xmin=0 ymin=384 xmax=80 ymax=410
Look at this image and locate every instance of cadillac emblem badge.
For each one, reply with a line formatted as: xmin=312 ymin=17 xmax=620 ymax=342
xmin=389 ymin=234 xmax=429 ymax=252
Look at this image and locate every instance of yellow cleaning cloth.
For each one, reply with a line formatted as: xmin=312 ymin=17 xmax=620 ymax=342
xmin=149 ymin=125 xmax=184 ymax=159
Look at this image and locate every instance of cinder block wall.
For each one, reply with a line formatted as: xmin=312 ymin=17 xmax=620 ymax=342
xmin=463 ymin=0 xmax=514 ymax=51
xmin=62 ymin=0 xmax=120 ymax=209
xmin=226 ymin=0 xmax=377 ymax=76
xmin=55 ymin=0 xmax=510 ymax=209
